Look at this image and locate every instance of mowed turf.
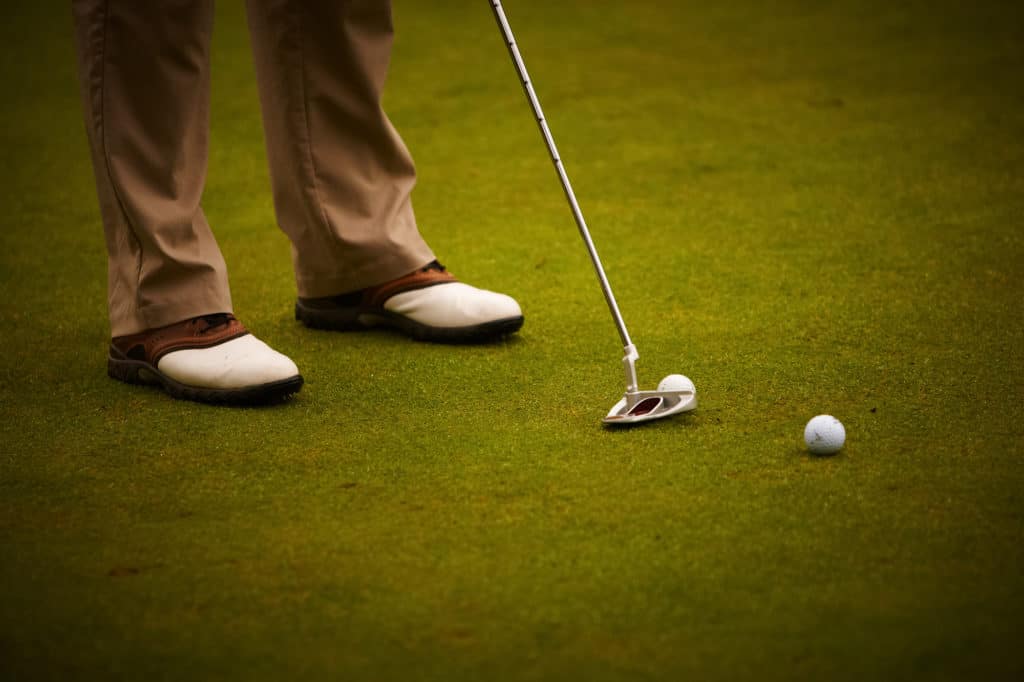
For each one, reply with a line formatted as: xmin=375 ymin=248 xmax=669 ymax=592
xmin=1 ymin=1 xmax=1022 ymax=680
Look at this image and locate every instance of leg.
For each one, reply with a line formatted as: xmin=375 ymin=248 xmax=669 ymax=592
xmin=247 ymin=0 xmax=524 ymax=342
xmin=72 ymin=0 xmax=231 ymax=337
xmin=72 ymin=0 xmax=301 ymax=403
xmin=245 ymin=0 xmax=434 ymax=298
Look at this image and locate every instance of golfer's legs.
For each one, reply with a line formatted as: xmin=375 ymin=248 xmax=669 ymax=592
xmin=245 ymin=0 xmax=435 ymax=298
xmin=72 ymin=0 xmax=232 ymax=336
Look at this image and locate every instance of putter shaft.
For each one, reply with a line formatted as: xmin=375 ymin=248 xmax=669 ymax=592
xmin=489 ymin=0 xmax=633 ymax=350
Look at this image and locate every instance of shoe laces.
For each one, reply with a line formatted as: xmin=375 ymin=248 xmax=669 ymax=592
xmin=193 ymin=313 xmax=234 ymax=334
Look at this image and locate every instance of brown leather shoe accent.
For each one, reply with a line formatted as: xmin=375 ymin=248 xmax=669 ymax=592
xmin=362 ymin=262 xmax=457 ymax=308
xmin=111 ymin=313 xmax=250 ymax=364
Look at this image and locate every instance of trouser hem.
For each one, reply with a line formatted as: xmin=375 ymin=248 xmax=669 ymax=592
xmin=109 ymin=292 xmax=233 ymax=337
xmin=294 ymin=248 xmax=435 ymax=299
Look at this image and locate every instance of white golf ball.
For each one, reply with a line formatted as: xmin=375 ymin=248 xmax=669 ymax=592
xmin=804 ymin=415 xmax=845 ymax=455
xmin=658 ymin=374 xmax=695 ymax=393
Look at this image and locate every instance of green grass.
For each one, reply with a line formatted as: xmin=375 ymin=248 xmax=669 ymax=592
xmin=2 ymin=1 xmax=1023 ymax=680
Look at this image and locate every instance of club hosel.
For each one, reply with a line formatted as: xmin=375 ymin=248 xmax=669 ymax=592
xmin=622 ymin=344 xmax=640 ymax=395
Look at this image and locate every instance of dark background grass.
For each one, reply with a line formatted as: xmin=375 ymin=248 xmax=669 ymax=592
xmin=1 ymin=1 xmax=1022 ymax=680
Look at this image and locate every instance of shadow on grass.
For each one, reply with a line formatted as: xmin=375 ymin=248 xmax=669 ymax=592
xmin=295 ymin=324 xmax=528 ymax=350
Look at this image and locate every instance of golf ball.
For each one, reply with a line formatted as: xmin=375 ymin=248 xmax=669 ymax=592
xmin=658 ymin=374 xmax=695 ymax=393
xmin=804 ymin=415 xmax=845 ymax=455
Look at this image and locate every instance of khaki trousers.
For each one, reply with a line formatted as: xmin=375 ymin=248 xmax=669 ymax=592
xmin=72 ymin=0 xmax=435 ymax=336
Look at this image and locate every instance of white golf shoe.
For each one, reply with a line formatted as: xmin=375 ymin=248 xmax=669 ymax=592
xmin=108 ymin=313 xmax=303 ymax=404
xmin=295 ymin=261 xmax=524 ymax=343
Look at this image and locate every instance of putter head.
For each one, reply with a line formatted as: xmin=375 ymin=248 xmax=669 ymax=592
xmin=601 ymin=344 xmax=697 ymax=425
xmin=602 ymin=388 xmax=697 ymax=425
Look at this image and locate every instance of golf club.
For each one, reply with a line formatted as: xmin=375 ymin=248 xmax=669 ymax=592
xmin=489 ymin=0 xmax=697 ymax=425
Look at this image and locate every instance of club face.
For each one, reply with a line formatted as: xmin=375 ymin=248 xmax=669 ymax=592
xmin=602 ymin=388 xmax=697 ymax=425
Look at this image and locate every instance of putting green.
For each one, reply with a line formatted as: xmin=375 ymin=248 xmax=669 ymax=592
xmin=1 ymin=1 xmax=1022 ymax=679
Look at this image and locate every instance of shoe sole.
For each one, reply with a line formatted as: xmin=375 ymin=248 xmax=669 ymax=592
xmin=295 ymin=301 xmax=524 ymax=344
xmin=108 ymin=346 xmax=303 ymax=405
